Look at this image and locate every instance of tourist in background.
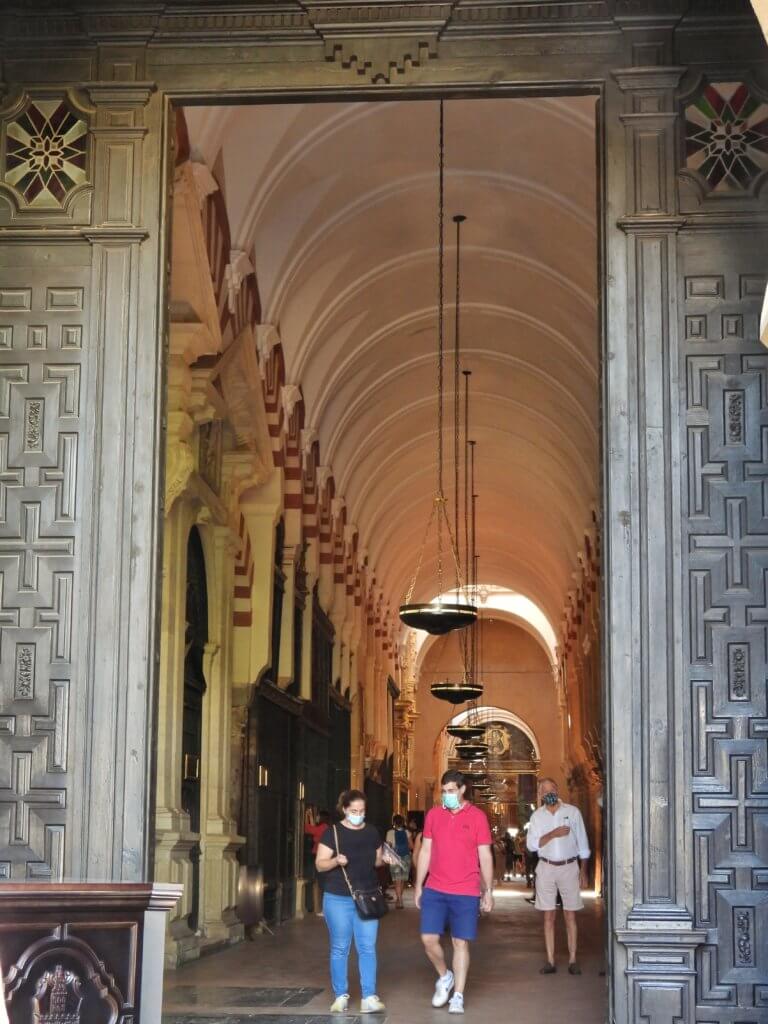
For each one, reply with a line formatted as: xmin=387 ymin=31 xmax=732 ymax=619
xmin=385 ymin=814 xmax=413 ymax=908
xmin=526 ymin=777 xmax=590 ymax=975
xmin=305 ymin=807 xmax=331 ymax=916
xmin=409 ymin=816 xmax=424 ymax=878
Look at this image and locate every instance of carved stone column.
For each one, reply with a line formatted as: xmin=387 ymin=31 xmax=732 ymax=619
xmin=0 ymin=70 xmax=167 ymax=883
xmin=0 ymin=49 xmax=178 ymax=1021
xmin=200 ymin=525 xmax=245 ymax=949
xmin=606 ymin=64 xmax=706 ymax=1024
xmin=154 ymin=496 xmax=199 ymax=965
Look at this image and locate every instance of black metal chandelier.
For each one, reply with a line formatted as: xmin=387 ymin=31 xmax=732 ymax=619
xmin=437 ymin=433 xmax=490 ymax=708
xmin=455 ymin=741 xmax=489 ymax=760
xmin=400 ymin=101 xmax=477 ymax=637
xmin=404 ymin=602 xmax=476 ymax=635
xmin=430 ymin=679 xmax=483 ymax=704
xmin=446 ymin=721 xmax=486 ymax=741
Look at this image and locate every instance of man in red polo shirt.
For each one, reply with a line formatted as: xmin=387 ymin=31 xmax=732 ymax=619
xmin=414 ymin=769 xmax=494 ymax=1015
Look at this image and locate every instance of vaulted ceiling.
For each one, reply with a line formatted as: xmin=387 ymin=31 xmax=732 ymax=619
xmin=184 ymin=96 xmax=598 ymax=632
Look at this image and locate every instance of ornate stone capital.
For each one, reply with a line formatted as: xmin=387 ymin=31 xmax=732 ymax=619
xmin=255 ymin=323 xmax=280 ymax=375
xmin=189 ymin=159 xmax=219 ymax=209
xmin=280 ymin=383 xmax=302 ymax=423
xmin=225 ymin=249 xmax=254 ymax=313
xmin=221 ymin=449 xmax=271 ymax=514
xmin=165 ymin=438 xmax=195 ymax=514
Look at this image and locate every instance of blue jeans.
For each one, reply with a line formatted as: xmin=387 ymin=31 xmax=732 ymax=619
xmin=323 ymin=892 xmax=379 ymax=998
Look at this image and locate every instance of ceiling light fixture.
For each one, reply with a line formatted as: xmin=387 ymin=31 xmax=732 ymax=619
xmin=446 ymin=722 xmax=486 ymax=741
xmin=400 ymin=101 xmax=477 ymax=637
xmin=455 ymin=741 xmax=489 ymax=761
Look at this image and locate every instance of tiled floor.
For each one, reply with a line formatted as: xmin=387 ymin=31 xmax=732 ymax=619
xmin=165 ymin=988 xmax=323 ymax=1009
xmin=164 ymin=1017 xmax=360 ymax=1024
xmin=163 ymin=883 xmax=607 ymax=1023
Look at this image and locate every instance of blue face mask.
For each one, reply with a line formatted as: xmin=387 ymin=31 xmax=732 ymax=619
xmin=543 ymin=792 xmax=559 ymax=807
xmin=442 ymin=792 xmax=461 ymax=811
xmin=346 ymin=812 xmax=365 ymax=826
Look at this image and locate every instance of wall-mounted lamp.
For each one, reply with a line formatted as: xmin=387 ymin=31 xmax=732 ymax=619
xmin=258 ymin=764 xmax=270 ymax=788
xmin=298 ymin=781 xmax=305 ymax=800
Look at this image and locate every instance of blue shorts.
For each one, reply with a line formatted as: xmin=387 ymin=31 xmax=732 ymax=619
xmin=420 ymin=887 xmax=481 ymax=941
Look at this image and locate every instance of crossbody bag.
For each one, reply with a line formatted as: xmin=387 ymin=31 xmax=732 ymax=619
xmin=333 ymin=824 xmax=388 ymax=921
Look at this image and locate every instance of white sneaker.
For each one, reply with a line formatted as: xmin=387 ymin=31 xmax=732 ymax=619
xmin=360 ymin=995 xmax=386 ymax=1013
xmin=330 ymin=994 xmax=350 ymax=1012
xmin=449 ymin=992 xmax=465 ymax=1014
xmin=432 ymin=970 xmax=455 ymax=1007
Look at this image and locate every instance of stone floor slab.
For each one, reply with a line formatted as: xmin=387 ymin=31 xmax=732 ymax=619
xmin=165 ymin=987 xmax=323 ymax=1008
xmin=163 ymin=1016 xmax=365 ymax=1024
xmin=164 ymin=884 xmax=607 ymax=1023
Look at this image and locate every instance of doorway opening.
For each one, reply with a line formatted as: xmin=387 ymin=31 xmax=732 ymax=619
xmin=159 ymin=92 xmax=605 ymax=1020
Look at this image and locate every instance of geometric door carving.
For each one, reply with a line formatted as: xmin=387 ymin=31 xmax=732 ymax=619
xmin=0 ymin=273 xmax=85 ymax=879
xmin=682 ymin=248 xmax=768 ymax=1021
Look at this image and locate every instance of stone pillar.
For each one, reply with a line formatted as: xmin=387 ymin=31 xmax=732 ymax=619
xmin=0 ymin=69 xmax=167 ymax=883
xmin=154 ymin=497 xmax=199 ymax=964
xmin=605 ymin=62 xmax=706 ymax=1022
xmin=199 ymin=524 xmax=245 ymax=949
xmin=0 ymin=50 xmax=179 ymax=1020
xmin=241 ymin=481 xmax=282 ymax=683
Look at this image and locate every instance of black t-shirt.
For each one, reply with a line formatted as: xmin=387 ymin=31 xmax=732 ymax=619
xmin=319 ymin=823 xmax=380 ymax=896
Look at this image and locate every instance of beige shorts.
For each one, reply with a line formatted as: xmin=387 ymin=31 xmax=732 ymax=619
xmin=534 ymin=858 xmax=583 ymax=911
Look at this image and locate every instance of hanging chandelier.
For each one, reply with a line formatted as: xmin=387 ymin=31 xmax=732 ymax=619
xmin=455 ymin=741 xmax=489 ymax=761
xmin=431 ymin=680 xmax=483 ymax=704
xmin=400 ymin=101 xmax=477 ymax=637
xmin=446 ymin=721 xmax=485 ymax=741
xmin=438 ymin=436 xmax=490 ymax=707
xmin=432 ymin=427 xmax=485 ymax=705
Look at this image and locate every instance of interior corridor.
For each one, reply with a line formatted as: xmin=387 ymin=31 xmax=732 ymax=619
xmin=159 ymin=88 xmax=605 ymax=1019
xmin=163 ymin=884 xmax=606 ymax=1024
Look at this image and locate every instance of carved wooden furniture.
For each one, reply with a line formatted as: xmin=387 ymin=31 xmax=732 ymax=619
xmin=0 ymin=883 xmax=182 ymax=1024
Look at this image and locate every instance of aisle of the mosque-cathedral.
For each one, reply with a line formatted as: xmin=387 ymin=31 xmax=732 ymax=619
xmin=162 ymin=884 xmax=605 ymax=1024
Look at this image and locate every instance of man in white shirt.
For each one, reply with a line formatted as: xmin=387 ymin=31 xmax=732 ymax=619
xmin=526 ymin=777 xmax=590 ymax=975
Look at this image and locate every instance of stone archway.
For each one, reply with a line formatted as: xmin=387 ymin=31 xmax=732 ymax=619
xmin=1 ymin=7 xmax=767 ymax=1023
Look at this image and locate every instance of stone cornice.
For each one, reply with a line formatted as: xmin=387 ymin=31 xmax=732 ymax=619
xmin=1 ymin=0 xmax=758 ymax=51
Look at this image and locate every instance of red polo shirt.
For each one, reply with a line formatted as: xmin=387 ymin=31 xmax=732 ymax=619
xmin=423 ymin=803 xmax=493 ymax=897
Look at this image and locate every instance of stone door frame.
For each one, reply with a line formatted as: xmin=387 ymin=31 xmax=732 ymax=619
xmin=1 ymin=5 xmax=766 ymax=1023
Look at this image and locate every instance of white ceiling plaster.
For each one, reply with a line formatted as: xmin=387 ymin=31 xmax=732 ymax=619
xmin=184 ymin=95 xmax=599 ymax=631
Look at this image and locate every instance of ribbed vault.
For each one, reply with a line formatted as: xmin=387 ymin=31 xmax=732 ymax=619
xmin=184 ymin=96 xmax=598 ymax=632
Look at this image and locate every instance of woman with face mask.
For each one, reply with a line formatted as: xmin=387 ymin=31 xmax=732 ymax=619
xmin=316 ymin=789 xmax=388 ymax=1014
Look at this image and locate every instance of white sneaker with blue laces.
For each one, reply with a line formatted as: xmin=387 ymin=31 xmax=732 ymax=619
xmin=448 ymin=992 xmax=465 ymax=1014
xmin=432 ymin=970 xmax=454 ymax=1007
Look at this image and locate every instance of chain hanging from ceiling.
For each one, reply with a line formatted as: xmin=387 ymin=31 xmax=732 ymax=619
xmin=430 ymin=206 xmax=485 ymax=710
xmin=399 ymin=100 xmax=478 ymax=638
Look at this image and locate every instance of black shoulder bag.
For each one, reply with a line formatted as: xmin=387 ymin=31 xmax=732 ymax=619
xmin=333 ymin=824 xmax=388 ymax=921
